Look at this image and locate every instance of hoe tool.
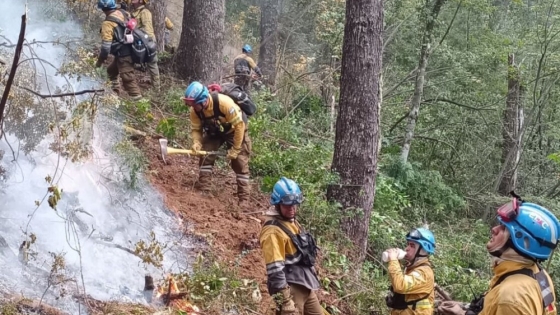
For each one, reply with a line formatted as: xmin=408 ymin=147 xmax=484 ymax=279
xmin=159 ymin=138 xmax=225 ymax=164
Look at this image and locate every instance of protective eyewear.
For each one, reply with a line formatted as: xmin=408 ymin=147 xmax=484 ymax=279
xmin=280 ymin=193 xmax=303 ymax=205
xmin=497 ymin=197 xmax=521 ymax=223
xmin=406 ymin=229 xmax=424 ymax=241
xmin=181 ymin=97 xmax=198 ymax=107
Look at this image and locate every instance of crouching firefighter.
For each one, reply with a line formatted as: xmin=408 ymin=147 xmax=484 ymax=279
xmin=438 ymin=193 xmax=559 ymax=315
xmin=385 ymin=228 xmax=436 ymax=315
xmin=183 ymin=81 xmax=252 ymax=207
xmin=259 ymin=177 xmax=323 ymax=315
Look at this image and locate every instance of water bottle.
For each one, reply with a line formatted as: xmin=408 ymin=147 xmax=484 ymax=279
xmin=382 ymin=248 xmax=406 ymax=262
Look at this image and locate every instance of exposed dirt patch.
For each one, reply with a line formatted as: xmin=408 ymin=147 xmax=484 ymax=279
xmin=136 ymin=136 xmax=277 ymax=314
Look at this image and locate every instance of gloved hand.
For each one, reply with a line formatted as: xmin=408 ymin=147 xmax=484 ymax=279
xmin=279 ymin=287 xmax=296 ymax=315
xmin=227 ymin=147 xmax=241 ymax=160
xmin=192 ymin=142 xmax=202 ymax=155
xmin=438 ymin=301 xmax=466 ymax=315
xmin=95 ymin=59 xmax=103 ymax=68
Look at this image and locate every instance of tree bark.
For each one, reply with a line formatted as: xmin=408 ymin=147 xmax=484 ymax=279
xmin=0 ymin=13 xmax=27 ymax=136
xmin=400 ymin=0 xmax=447 ymax=163
xmin=148 ymin=0 xmax=167 ymax=52
xmin=326 ymin=0 xmax=383 ymax=263
xmin=259 ymin=0 xmax=280 ymax=86
xmin=173 ymin=0 xmax=225 ymax=83
xmin=498 ymin=54 xmax=523 ymax=195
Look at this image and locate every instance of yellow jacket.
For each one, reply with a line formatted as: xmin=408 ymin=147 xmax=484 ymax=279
xmin=479 ymin=260 xmax=556 ymax=315
xmin=131 ymin=5 xmax=155 ymax=40
xmin=98 ymin=10 xmax=128 ymax=61
xmin=259 ymin=216 xmax=320 ymax=294
xmin=189 ymin=94 xmax=245 ymax=150
xmin=234 ymin=53 xmax=262 ymax=76
xmin=388 ymin=258 xmax=434 ymax=315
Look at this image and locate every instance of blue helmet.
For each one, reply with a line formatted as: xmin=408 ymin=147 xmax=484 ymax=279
xmin=98 ymin=0 xmax=117 ymax=10
xmin=498 ymin=202 xmax=560 ymax=261
xmin=270 ymin=177 xmax=303 ymax=206
xmin=406 ymin=228 xmax=436 ymax=255
xmin=242 ymin=44 xmax=252 ymax=53
xmin=184 ymin=81 xmax=209 ymax=105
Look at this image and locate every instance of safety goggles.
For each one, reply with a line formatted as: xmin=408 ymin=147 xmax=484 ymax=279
xmin=181 ymin=97 xmax=198 ymax=107
xmin=280 ymin=193 xmax=303 ymax=205
xmin=406 ymin=229 xmax=425 ymax=241
xmin=496 ymin=197 xmax=521 ymax=223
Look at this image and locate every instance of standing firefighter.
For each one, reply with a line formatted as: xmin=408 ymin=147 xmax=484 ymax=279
xmin=95 ymin=0 xmax=142 ymax=100
xmin=259 ymin=178 xmax=323 ymax=315
xmin=385 ymin=228 xmax=436 ymax=315
xmin=233 ymin=44 xmax=262 ymax=92
xmin=438 ymin=193 xmax=559 ymax=315
xmin=183 ymin=81 xmax=252 ymax=207
xmin=127 ymin=0 xmax=160 ymax=90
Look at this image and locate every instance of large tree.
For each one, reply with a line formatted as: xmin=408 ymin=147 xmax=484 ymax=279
xmin=327 ymin=0 xmax=383 ymax=262
xmin=258 ymin=0 xmax=280 ymax=86
xmin=147 ymin=0 xmax=167 ymax=52
xmin=173 ymin=0 xmax=225 ymax=83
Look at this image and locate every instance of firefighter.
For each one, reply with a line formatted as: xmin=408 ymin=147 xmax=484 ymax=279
xmin=259 ymin=177 xmax=323 ymax=315
xmin=233 ymin=44 xmax=262 ymax=92
xmin=95 ymin=0 xmax=142 ymax=100
xmin=128 ymin=0 xmax=160 ymax=90
xmin=438 ymin=195 xmax=559 ymax=315
xmin=385 ymin=228 xmax=436 ymax=315
xmin=183 ymin=81 xmax=252 ymax=207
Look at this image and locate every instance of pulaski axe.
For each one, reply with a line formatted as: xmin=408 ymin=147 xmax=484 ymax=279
xmin=159 ymin=138 xmax=225 ymax=164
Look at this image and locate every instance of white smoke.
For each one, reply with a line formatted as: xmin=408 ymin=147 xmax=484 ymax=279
xmin=0 ymin=1 xmax=194 ymax=312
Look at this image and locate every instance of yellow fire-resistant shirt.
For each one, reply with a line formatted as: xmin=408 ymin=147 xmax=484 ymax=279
xmin=131 ymin=5 xmax=155 ymax=41
xmin=259 ymin=216 xmax=320 ymax=294
xmin=388 ymin=258 xmax=435 ymax=315
xmin=189 ymin=93 xmax=245 ymax=150
xmin=479 ymin=260 xmax=556 ymax=315
xmin=98 ymin=10 xmax=128 ymax=61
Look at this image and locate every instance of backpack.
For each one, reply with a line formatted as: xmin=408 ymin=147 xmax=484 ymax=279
xmin=211 ymin=83 xmax=257 ymax=117
xmin=263 ymin=219 xmax=318 ymax=267
xmin=105 ymin=9 xmax=157 ymax=64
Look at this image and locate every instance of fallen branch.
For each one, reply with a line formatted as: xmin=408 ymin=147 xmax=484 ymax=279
xmin=17 ymin=85 xmax=104 ymax=98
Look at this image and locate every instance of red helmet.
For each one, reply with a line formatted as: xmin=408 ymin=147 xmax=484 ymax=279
xmin=207 ymin=83 xmax=221 ymax=93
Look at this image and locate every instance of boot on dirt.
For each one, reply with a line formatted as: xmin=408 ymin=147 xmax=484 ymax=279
xmin=195 ymin=171 xmax=212 ymax=192
xmin=110 ymin=79 xmax=120 ymax=94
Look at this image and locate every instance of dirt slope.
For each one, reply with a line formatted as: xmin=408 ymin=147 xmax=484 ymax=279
xmin=137 ymin=137 xmax=275 ymax=314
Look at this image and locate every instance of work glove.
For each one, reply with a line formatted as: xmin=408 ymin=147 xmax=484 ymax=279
xmin=227 ymin=147 xmax=241 ymax=160
xmin=191 ymin=142 xmax=202 ymax=155
xmin=279 ymin=287 xmax=297 ymax=315
xmin=438 ymin=301 xmax=466 ymax=315
xmin=95 ymin=59 xmax=103 ymax=68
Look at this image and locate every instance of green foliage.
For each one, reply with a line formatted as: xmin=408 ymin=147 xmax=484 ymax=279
xmin=156 ymin=117 xmax=177 ymax=140
xmin=113 ymin=140 xmax=148 ymax=189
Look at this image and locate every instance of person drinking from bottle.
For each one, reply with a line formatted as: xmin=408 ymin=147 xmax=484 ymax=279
xmin=384 ymin=228 xmax=436 ymax=315
xmin=183 ymin=81 xmax=252 ymax=208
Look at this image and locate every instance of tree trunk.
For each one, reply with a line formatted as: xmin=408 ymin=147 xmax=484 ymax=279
xmin=173 ymin=0 xmax=225 ymax=83
xmin=259 ymin=0 xmax=280 ymax=86
xmin=148 ymin=0 xmax=167 ymax=52
xmin=498 ymin=54 xmax=523 ymax=195
xmin=326 ymin=0 xmax=383 ymax=263
xmin=400 ymin=0 xmax=447 ymax=163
